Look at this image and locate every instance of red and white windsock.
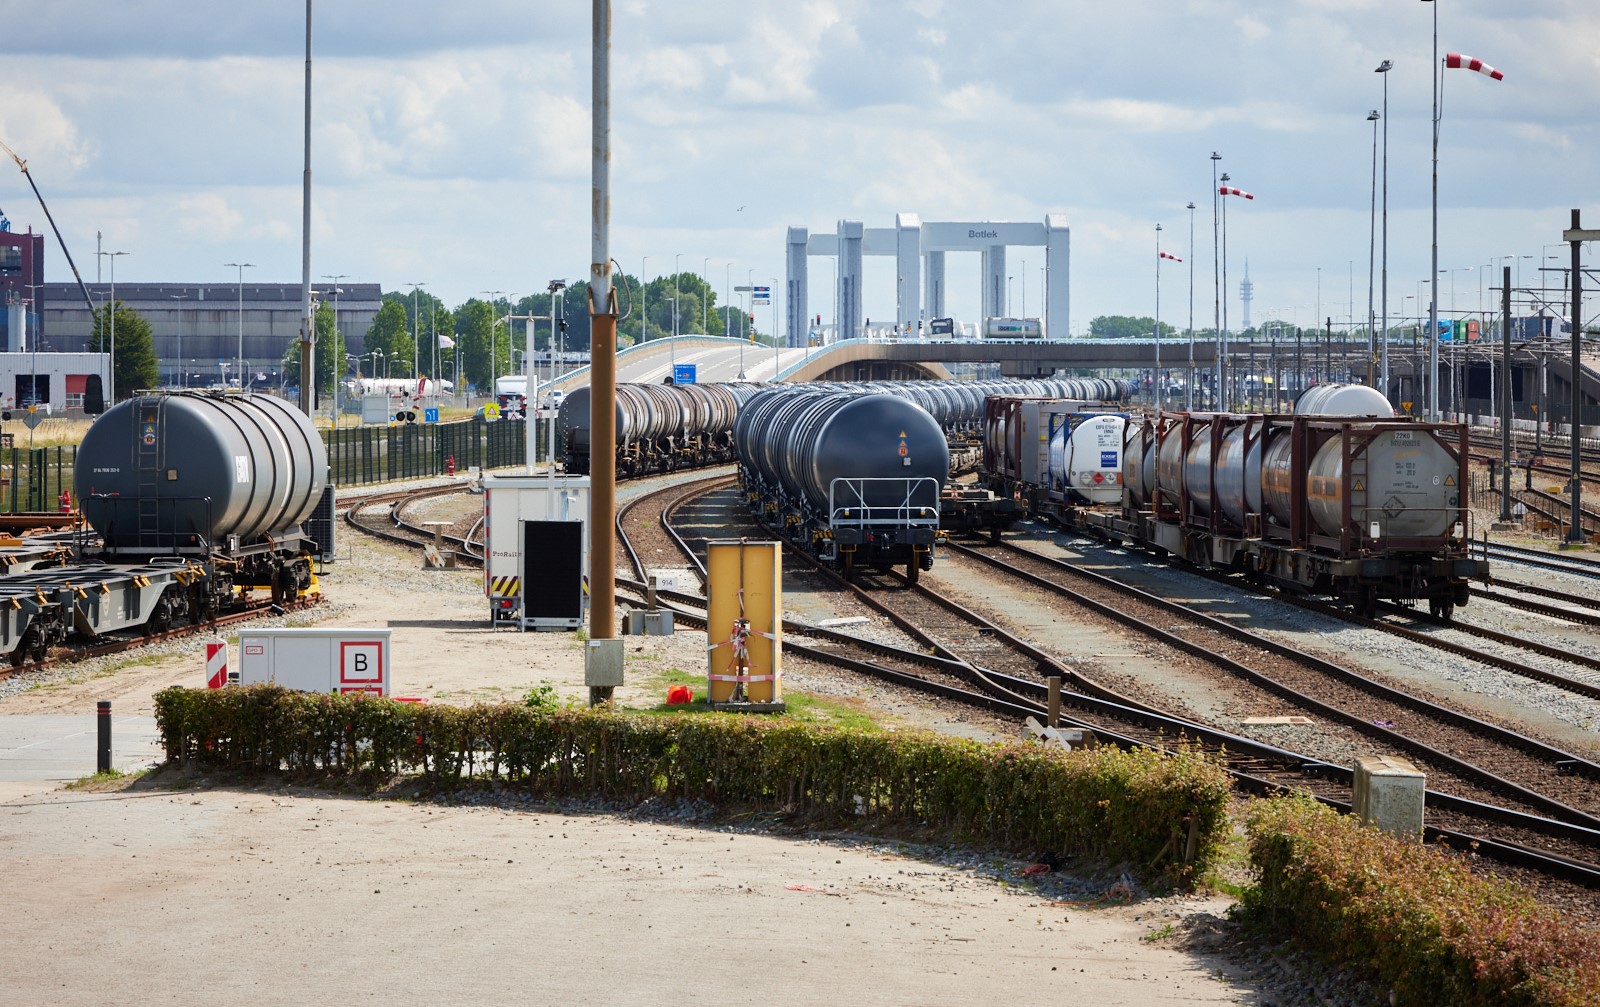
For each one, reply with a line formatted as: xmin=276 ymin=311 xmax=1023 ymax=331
xmin=1220 ymin=186 xmax=1254 ymax=199
xmin=1159 ymin=250 xmax=1183 ymax=263
xmin=1446 ymin=53 xmax=1504 ymax=81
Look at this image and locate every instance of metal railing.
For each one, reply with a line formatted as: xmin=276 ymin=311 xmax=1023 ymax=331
xmin=828 ymin=477 xmax=942 ymax=529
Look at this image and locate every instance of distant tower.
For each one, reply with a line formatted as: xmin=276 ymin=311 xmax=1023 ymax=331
xmin=1240 ymin=259 xmax=1254 ymax=331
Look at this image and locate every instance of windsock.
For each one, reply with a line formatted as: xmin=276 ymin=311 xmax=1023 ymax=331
xmin=1445 ymin=53 xmax=1503 ymax=80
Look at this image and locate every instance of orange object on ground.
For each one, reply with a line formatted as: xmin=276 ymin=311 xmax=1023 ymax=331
xmin=666 ymin=685 xmax=692 ymax=705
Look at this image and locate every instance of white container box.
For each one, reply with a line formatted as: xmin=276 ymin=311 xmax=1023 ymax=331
xmin=238 ymin=628 xmax=394 ymax=696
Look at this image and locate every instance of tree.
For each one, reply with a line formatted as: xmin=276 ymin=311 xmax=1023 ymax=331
xmin=363 ymin=300 xmax=409 ymax=366
xmin=87 ymin=301 xmax=159 ymax=399
xmin=1088 ymin=315 xmax=1178 ymax=340
xmin=454 ymin=299 xmax=496 ymax=392
xmin=278 ymin=302 xmax=344 ymax=403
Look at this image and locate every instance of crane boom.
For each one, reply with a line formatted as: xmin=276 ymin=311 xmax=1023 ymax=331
xmin=0 ymin=138 xmax=97 ymax=315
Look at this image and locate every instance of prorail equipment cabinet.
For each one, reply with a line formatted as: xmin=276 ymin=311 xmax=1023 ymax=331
xmin=237 ymin=628 xmax=393 ymax=696
xmin=482 ymin=475 xmax=590 ymax=631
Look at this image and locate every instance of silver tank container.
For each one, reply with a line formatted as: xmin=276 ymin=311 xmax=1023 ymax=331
xmin=75 ymin=392 xmax=328 ymax=553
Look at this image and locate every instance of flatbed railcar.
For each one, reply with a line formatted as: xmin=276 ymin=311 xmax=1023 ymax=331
xmin=0 ymin=391 xmax=329 ymax=666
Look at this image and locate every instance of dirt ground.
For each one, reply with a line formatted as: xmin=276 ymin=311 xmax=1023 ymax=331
xmin=0 ymin=483 xmax=1334 ymax=1005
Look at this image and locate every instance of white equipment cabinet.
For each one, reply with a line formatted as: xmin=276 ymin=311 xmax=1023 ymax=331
xmin=482 ymin=475 xmax=591 ymax=630
xmin=237 ymin=628 xmax=394 ymax=696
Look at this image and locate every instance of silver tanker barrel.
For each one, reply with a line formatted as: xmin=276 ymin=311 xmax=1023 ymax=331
xmin=75 ymin=392 xmax=328 ymax=557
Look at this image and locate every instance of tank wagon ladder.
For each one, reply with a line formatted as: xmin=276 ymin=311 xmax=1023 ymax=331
xmin=135 ymin=401 xmax=163 ymax=549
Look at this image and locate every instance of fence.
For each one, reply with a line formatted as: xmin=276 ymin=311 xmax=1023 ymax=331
xmin=1 ymin=446 xmax=75 ymax=513
xmin=323 ymin=416 xmax=543 ymax=487
xmin=0 ymin=417 xmax=550 ymax=515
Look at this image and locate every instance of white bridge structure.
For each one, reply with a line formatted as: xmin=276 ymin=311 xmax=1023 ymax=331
xmin=785 ymin=214 xmax=1070 ymax=345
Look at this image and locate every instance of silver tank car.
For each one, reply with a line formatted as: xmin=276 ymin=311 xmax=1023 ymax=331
xmin=75 ymin=392 xmax=328 ymax=557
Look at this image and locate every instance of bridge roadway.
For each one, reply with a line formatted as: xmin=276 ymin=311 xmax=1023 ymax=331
xmin=544 ymin=333 xmax=1600 ymax=425
xmin=547 ymin=333 xmax=1374 ymax=388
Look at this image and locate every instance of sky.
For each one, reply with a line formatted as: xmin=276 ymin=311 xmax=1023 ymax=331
xmin=0 ymin=0 xmax=1595 ymax=338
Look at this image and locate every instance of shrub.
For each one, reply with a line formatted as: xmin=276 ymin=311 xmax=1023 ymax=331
xmin=154 ymin=685 xmax=1232 ymax=882
xmin=1243 ymin=796 xmax=1600 ymax=1007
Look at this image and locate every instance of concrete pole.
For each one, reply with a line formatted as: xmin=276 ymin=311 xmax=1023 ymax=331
xmin=1568 ymin=210 xmax=1584 ymax=543
xmin=298 ymin=0 xmax=315 ymax=416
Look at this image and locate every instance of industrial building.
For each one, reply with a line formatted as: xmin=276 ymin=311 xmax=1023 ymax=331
xmin=0 ymin=215 xmax=46 ymax=352
xmin=36 ymin=281 xmax=382 ymax=390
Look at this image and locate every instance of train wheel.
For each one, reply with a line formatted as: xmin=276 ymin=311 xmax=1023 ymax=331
xmin=905 ymin=560 xmax=920 ymax=585
xmin=147 ymin=593 xmax=175 ymax=635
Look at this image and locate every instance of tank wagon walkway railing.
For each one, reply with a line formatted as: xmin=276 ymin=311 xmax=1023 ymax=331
xmin=323 ymin=416 xmax=543 ymax=487
xmin=0 ymin=418 xmax=544 ymax=516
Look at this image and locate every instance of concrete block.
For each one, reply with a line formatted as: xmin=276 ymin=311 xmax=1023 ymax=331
xmin=1352 ymin=754 xmax=1426 ymax=837
xmin=584 ymin=638 xmax=625 ymax=688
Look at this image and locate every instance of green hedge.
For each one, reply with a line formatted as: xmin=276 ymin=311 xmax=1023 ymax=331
xmin=1244 ymin=797 xmax=1600 ymax=1007
xmin=154 ymin=685 xmax=1232 ymax=881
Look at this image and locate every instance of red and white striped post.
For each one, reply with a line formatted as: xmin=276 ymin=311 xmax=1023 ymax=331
xmin=205 ymin=638 xmax=229 ymax=689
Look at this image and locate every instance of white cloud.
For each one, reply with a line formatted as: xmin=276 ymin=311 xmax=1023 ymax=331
xmin=2 ymin=1 xmax=1597 ymax=334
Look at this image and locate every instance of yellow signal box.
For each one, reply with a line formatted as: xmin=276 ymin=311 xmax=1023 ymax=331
xmin=706 ymin=540 xmax=784 ymax=712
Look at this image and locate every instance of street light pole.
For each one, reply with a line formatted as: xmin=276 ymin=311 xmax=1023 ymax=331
xmin=99 ymin=250 xmax=128 ymax=402
xmin=546 ymin=279 xmax=566 ymax=494
xmin=481 ymin=290 xmax=504 ymax=398
xmin=1187 ymin=201 xmax=1196 ymax=409
xmin=227 ymin=263 xmax=255 ymax=390
xmin=1211 ymin=152 xmax=1222 ymax=410
xmin=1377 ymin=59 xmax=1393 ymax=401
xmin=1154 ymin=223 xmax=1163 ymax=410
xmin=640 ymin=255 xmax=650 ymax=347
xmin=169 ymin=294 xmax=187 ymax=388
xmin=408 ymin=282 xmax=426 ymax=383
xmin=702 ymin=256 xmax=711 ymax=332
xmin=672 ymin=253 xmax=682 ymax=376
xmin=1427 ymin=0 xmax=1440 ymax=419
xmin=1367 ymin=108 xmax=1381 ymax=387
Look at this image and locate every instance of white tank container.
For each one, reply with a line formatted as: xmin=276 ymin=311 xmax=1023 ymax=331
xmin=1048 ymin=413 xmax=1126 ymax=504
xmin=1295 ymin=383 xmax=1394 ymax=418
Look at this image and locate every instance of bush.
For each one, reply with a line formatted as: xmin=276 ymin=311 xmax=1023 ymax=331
xmin=154 ymin=685 xmax=1232 ymax=882
xmin=1243 ymin=796 xmax=1600 ymax=1007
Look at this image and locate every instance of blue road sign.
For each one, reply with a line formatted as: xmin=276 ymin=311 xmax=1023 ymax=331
xmin=424 ymin=407 xmax=440 ymax=423
xmin=672 ymin=364 xmax=697 ymax=384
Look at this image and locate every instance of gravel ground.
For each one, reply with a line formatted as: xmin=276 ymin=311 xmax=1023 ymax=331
xmin=15 ymin=467 xmax=1585 ymax=1004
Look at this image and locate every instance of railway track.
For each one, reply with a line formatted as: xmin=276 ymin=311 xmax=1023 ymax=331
xmin=1475 ymin=539 xmax=1600 ymax=580
xmin=945 ymin=539 xmax=1600 ymax=828
xmin=337 ymin=475 xmax=1600 ymax=889
xmin=642 ymin=478 xmax=1600 ymax=887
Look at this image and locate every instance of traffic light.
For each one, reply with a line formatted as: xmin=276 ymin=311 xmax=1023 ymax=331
xmin=749 ymin=314 xmax=755 ymax=344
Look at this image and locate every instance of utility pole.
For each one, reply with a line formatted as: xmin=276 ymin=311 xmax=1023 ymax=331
xmin=1561 ymin=210 xmax=1598 ymax=543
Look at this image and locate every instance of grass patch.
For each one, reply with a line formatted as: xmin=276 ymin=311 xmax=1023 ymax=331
xmin=781 ymin=692 xmax=882 ymax=732
xmin=66 ymin=767 xmax=145 ymax=790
